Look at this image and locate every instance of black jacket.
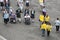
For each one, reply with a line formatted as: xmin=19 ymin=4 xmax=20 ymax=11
xmin=16 ymin=9 xmax=21 ymax=18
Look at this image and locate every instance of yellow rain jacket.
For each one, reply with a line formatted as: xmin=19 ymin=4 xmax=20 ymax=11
xmin=46 ymin=25 xmax=52 ymax=31
xmin=39 ymin=14 xmax=44 ymax=22
xmin=45 ymin=16 xmax=50 ymax=22
xmin=39 ymin=0 xmax=43 ymax=3
xmin=40 ymin=23 xmax=47 ymax=30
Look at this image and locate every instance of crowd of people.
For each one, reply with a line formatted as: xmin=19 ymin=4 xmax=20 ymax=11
xmin=1 ymin=0 xmax=35 ymax=25
xmin=39 ymin=0 xmax=60 ymax=37
xmin=0 ymin=0 xmax=60 ymax=37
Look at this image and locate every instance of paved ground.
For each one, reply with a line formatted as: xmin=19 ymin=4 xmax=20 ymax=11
xmin=0 ymin=0 xmax=60 ymax=40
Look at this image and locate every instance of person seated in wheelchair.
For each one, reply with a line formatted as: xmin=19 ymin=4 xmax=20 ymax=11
xmin=10 ymin=13 xmax=16 ymax=23
xmin=24 ymin=14 xmax=31 ymax=25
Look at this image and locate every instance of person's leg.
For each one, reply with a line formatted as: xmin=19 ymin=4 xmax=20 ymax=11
xmin=5 ymin=19 xmax=7 ymax=24
xmin=1 ymin=2 xmax=4 ymax=10
xmin=57 ymin=26 xmax=59 ymax=31
xmin=56 ymin=26 xmax=59 ymax=31
xmin=0 ymin=2 xmax=2 ymax=10
xmin=56 ymin=26 xmax=58 ymax=31
xmin=7 ymin=18 xmax=9 ymax=23
xmin=42 ymin=29 xmax=45 ymax=36
xmin=6 ymin=18 xmax=8 ymax=24
xmin=18 ymin=18 xmax=21 ymax=22
xmin=47 ymin=31 xmax=50 ymax=36
xmin=4 ymin=19 xmax=5 ymax=23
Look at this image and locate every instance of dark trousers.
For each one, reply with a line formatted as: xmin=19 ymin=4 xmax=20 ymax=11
xmin=4 ymin=18 xmax=9 ymax=24
xmin=56 ymin=26 xmax=59 ymax=31
xmin=0 ymin=2 xmax=4 ymax=7
xmin=47 ymin=31 xmax=50 ymax=36
xmin=42 ymin=29 xmax=45 ymax=36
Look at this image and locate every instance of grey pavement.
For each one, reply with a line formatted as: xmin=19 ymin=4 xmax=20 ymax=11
xmin=0 ymin=0 xmax=60 ymax=40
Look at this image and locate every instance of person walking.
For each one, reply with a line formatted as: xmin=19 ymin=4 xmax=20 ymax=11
xmin=40 ymin=22 xmax=47 ymax=36
xmin=24 ymin=8 xmax=29 ymax=16
xmin=55 ymin=18 xmax=60 ymax=32
xmin=16 ymin=8 xmax=21 ymax=23
xmin=3 ymin=10 xmax=9 ymax=24
xmin=39 ymin=13 xmax=44 ymax=22
xmin=42 ymin=7 xmax=46 ymax=17
xmin=46 ymin=22 xmax=52 ymax=36
xmin=19 ymin=3 xmax=23 ymax=13
xmin=30 ymin=8 xmax=35 ymax=22
xmin=25 ymin=0 xmax=29 ymax=7
xmin=45 ymin=14 xmax=50 ymax=24
xmin=39 ymin=0 xmax=45 ymax=11
xmin=0 ymin=0 xmax=4 ymax=10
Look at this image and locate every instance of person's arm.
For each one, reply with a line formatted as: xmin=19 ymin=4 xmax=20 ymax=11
xmin=50 ymin=25 xmax=52 ymax=31
xmin=34 ymin=10 xmax=35 ymax=13
xmin=3 ymin=13 xmax=4 ymax=17
xmin=59 ymin=21 xmax=60 ymax=26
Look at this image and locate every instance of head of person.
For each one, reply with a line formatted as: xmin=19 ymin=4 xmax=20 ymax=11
xmin=46 ymin=14 xmax=48 ymax=17
xmin=42 ymin=21 xmax=46 ymax=24
xmin=57 ymin=18 xmax=59 ymax=20
xmin=42 ymin=8 xmax=46 ymax=14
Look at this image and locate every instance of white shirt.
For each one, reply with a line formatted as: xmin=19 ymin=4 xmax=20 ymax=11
xmin=55 ymin=20 xmax=60 ymax=26
xmin=42 ymin=8 xmax=46 ymax=12
xmin=25 ymin=15 xmax=30 ymax=18
xmin=19 ymin=3 xmax=23 ymax=10
xmin=0 ymin=0 xmax=4 ymax=2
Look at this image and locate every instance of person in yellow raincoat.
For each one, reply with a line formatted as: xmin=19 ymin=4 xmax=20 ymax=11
xmin=39 ymin=0 xmax=44 ymax=7
xmin=40 ymin=22 xmax=47 ymax=36
xmin=46 ymin=22 xmax=52 ymax=36
xmin=39 ymin=14 xmax=44 ymax=22
xmin=45 ymin=15 xmax=50 ymax=24
xmin=39 ymin=0 xmax=43 ymax=3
